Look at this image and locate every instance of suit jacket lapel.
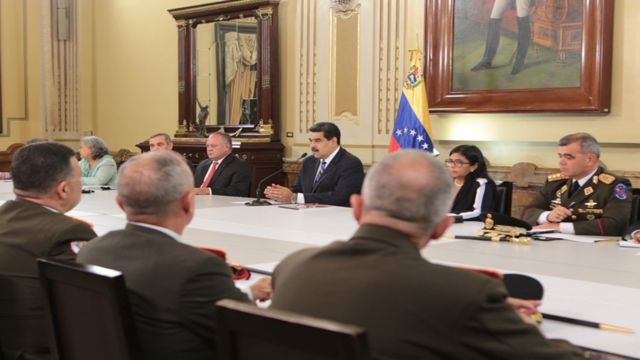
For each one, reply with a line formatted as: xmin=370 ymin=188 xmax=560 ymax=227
xmin=197 ymin=159 xmax=212 ymax=184
xmin=560 ymin=179 xmax=572 ymax=204
xmin=311 ymin=148 xmax=344 ymax=192
xmin=211 ymin=156 xmax=231 ymax=185
xmin=306 ymin=158 xmax=319 ymax=191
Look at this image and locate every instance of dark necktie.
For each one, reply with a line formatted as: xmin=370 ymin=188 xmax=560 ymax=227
xmin=568 ymin=181 xmax=580 ymax=197
xmin=313 ymin=160 xmax=327 ymax=187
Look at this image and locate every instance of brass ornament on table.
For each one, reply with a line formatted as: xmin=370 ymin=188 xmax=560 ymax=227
xmin=480 ymin=214 xmax=531 ymax=244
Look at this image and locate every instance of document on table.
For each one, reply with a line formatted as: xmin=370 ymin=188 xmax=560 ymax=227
xmin=537 ymin=233 xmax=617 ymax=243
xmin=618 ymin=240 xmax=640 ymax=248
xmin=67 ymin=210 xmax=101 ymax=217
xmin=278 ymin=203 xmax=332 ymax=210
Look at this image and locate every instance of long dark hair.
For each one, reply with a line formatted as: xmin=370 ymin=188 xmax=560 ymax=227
xmin=449 ymin=145 xmax=490 ymax=180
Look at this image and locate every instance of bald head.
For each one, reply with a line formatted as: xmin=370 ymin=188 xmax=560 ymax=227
xmin=206 ymin=132 xmax=232 ymax=161
xmin=362 ymin=150 xmax=454 ymax=235
xmin=117 ymin=151 xmax=194 ymax=218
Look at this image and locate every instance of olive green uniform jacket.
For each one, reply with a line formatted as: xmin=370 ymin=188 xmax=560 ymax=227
xmin=0 ymin=199 xmax=96 ymax=360
xmin=271 ymin=224 xmax=583 ymax=359
xmin=522 ymin=167 xmax=632 ymax=236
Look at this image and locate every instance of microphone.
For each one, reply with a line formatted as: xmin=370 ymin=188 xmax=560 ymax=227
xmin=245 ymin=152 xmax=307 ymax=206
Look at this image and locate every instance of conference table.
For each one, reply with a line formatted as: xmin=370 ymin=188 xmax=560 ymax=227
xmin=1 ymin=181 xmax=639 ymax=358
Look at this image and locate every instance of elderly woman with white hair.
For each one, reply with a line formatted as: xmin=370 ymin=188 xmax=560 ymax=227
xmin=78 ymin=136 xmax=117 ymax=186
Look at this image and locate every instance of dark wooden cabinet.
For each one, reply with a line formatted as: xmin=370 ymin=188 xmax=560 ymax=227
xmin=159 ymin=0 xmax=283 ymax=196
xmin=136 ymin=140 xmax=284 ymax=196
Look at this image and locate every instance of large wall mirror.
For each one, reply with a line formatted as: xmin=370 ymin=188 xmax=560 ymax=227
xmin=169 ymin=0 xmax=280 ymax=140
xmin=195 ymin=18 xmax=258 ymax=126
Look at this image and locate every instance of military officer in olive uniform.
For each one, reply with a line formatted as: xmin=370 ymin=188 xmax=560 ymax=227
xmin=0 ymin=143 xmax=97 ymax=360
xmin=522 ymin=133 xmax=631 ymax=236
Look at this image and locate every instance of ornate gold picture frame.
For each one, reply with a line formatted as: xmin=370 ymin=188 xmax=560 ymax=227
xmin=425 ymin=0 xmax=614 ymax=113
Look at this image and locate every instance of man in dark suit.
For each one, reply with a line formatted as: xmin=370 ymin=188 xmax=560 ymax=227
xmin=0 ymin=142 xmax=97 ymax=360
xmin=271 ymin=150 xmax=583 ymax=359
xmin=522 ymin=133 xmax=632 ymax=236
xmin=264 ymin=122 xmax=364 ymax=206
xmin=193 ymin=132 xmax=251 ymax=197
xmin=77 ymin=151 xmax=271 ymax=360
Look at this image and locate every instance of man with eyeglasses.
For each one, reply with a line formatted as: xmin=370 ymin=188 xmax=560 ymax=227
xmin=522 ymin=133 xmax=632 ymax=236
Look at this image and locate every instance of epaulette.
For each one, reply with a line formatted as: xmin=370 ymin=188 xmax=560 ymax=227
xmin=547 ymin=172 xmax=568 ymax=182
xmin=598 ymin=173 xmax=616 ymax=185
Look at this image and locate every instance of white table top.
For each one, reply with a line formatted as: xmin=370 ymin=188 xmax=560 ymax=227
xmin=1 ymin=182 xmax=639 ymax=357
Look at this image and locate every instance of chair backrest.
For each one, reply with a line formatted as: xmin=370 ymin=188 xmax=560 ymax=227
xmin=630 ymin=193 xmax=640 ymax=224
xmin=216 ymin=299 xmax=370 ymax=360
xmin=0 ymin=272 xmax=49 ymax=359
xmin=37 ymin=259 xmax=140 ymax=360
xmin=493 ymin=181 xmax=513 ymax=216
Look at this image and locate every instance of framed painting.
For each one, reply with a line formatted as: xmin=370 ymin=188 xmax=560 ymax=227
xmin=0 ymin=19 xmax=2 ymax=132
xmin=425 ymin=0 xmax=614 ymax=113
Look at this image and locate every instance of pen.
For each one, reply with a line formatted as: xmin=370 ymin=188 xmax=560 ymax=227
xmin=566 ymin=202 xmax=576 ymax=208
xmin=524 ymin=229 xmax=555 ymax=236
xmin=454 ymin=235 xmax=494 ymax=241
xmin=244 ymin=266 xmax=273 ymax=276
xmin=531 ymin=235 xmax=562 ymax=241
xmin=541 ymin=313 xmax=635 ymax=334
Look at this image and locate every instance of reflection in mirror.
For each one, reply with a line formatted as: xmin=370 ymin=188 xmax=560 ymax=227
xmin=195 ymin=18 xmax=258 ymax=127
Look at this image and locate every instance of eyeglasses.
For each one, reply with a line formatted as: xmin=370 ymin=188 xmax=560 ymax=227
xmin=444 ymin=159 xmax=471 ymax=167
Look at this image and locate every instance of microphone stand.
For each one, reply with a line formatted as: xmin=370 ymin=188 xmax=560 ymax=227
xmin=245 ymin=169 xmax=283 ymax=206
xmin=245 ymin=153 xmax=307 ymax=206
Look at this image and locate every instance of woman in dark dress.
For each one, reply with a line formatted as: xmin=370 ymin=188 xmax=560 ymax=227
xmin=446 ymin=145 xmax=497 ymax=220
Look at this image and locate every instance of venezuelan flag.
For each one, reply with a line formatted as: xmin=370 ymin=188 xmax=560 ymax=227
xmin=388 ymin=49 xmax=438 ymax=155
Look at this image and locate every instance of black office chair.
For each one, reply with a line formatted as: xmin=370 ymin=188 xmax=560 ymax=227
xmin=37 ymin=259 xmax=140 ymax=360
xmin=493 ymin=181 xmax=513 ymax=216
xmin=216 ymin=299 xmax=370 ymax=360
xmin=630 ymin=193 xmax=640 ymax=225
xmin=0 ymin=251 xmax=51 ymax=359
